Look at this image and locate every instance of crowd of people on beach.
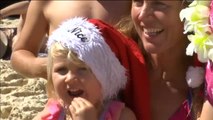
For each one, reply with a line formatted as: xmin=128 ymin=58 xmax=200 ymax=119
xmin=1 ymin=0 xmax=213 ymax=120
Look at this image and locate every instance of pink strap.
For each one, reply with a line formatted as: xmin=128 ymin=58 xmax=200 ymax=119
xmin=169 ymin=100 xmax=191 ymax=120
xmin=41 ymin=99 xmax=63 ymax=120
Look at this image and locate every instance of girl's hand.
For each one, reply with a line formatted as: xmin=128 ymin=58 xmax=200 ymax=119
xmin=69 ymin=97 xmax=98 ymax=120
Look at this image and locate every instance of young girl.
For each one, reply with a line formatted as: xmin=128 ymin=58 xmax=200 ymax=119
xmin=34 ymin=17 xmax=138 ymax=120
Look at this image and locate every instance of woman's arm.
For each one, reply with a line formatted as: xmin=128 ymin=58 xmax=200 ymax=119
xmin=0 ymin=1 xmax=29 ymax=19
xmin=199 ymin=100 xmax=213 ymax=120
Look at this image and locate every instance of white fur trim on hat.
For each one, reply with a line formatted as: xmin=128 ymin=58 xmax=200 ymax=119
xmin=47 ymin=17 xmax=127 ymax=100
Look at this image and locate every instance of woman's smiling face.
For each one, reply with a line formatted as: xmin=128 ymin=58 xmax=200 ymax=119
xmin=131 ymin=0 xmax=186 ymax=54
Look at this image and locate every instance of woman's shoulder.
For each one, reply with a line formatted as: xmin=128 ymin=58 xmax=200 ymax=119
xmin=119 ymin=107 xmax=137 ymax=120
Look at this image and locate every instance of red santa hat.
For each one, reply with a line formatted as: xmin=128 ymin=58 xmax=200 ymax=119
xmin=47 ymin=17 xmax=150 ymax=120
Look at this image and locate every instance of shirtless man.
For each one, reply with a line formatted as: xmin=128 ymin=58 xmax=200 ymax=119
xmin=11 ymin=1 xmax=131 ymax=78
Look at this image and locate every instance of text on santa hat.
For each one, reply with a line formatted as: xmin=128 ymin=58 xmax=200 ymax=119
xmin=68 ymin=27 xmax=88 ymax=42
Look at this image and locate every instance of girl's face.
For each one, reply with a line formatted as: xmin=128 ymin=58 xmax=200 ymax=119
xmin=131 ymin=0 xmax=186 ymax=54
xmin=51 ymin=57 xmax=102 ymax=107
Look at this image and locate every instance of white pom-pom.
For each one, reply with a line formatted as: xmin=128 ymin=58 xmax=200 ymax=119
xmin=186 ymin=66 xmax=205 ymax=88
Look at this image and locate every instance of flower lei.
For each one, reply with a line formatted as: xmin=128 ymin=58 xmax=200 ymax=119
xmin=180 ymin=0 xmax=213 ymax=62
xmin=180 ymin=0 xmax=213 ymax=88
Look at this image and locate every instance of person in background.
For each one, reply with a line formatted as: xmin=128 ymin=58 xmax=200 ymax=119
xmin=0 ymin=1 xmax=29 ymax=18
xmin=0 ymin=0 xmax=30 ymax=48
xmin=33 ymin=17 xmax=138 ymax=120
xmin=10 ymin=0 xmax=131 ymax=79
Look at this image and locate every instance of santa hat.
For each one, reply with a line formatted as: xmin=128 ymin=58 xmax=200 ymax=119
xmin=47 ymin=17 xmax=150 ymax=120
xmin=47 ymin=17 xmax=127 ymax=100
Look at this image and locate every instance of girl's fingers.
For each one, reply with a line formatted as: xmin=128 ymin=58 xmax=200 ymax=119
xmin=69 ymin=105 xmax=75 ymax=112
xmin=71 ymin=98 xmax=81 ymax=109
xmin=76 ymin=97 xmax=93 ymax=107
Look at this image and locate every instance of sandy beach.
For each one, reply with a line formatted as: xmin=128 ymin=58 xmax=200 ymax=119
xmin=0 ymin=18 xmax=48 ymax=120
xmin=0 ymin=60 xmax=47 ymax=120
xmin=0 ymin=60 xmax=48 ymax=120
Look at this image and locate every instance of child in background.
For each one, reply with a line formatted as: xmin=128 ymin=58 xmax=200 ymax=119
xmin=33 ymin=17 xmax=138 ymax=120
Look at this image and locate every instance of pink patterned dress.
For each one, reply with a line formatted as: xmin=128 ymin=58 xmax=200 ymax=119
xmin=40 ymin=100 xmax=125 ymax=120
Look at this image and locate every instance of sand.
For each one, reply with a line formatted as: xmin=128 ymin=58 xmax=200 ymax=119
xmin=0 ymin=60 xmax=48 ymax=120
xmin=0 ymin=18 xmax=48 ymax=120
xmin=0 ymin=18 xmax=19 ymax=28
